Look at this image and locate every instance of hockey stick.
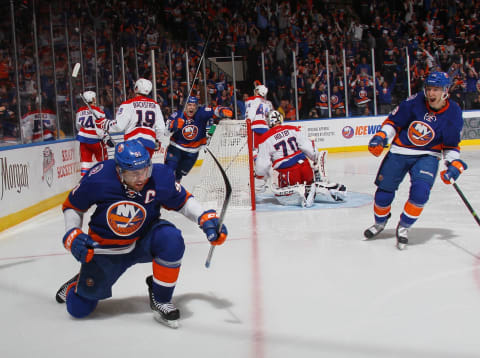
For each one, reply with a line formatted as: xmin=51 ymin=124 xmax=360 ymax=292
xmin=204 ymin=147 xmax=232 ymax=268
xmin=72 ymin=63 xmax=114 ymax=152
xmin=450 ymin=179 xmax=480 ymax=226
xmin=185 ymin=30 xmax=212 ymax=104
xmin=309 ymin=137 xmax=327 ymax=182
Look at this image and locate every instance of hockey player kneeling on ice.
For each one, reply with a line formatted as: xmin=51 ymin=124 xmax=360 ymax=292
xmin=255 ymin=110 xmax=346 ymax=207
xmin=55 ymin=139 xmax=227 ymax=328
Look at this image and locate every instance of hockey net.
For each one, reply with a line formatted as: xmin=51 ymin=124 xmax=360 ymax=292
xmin=192 ymin=119 xmax=255 ymax=211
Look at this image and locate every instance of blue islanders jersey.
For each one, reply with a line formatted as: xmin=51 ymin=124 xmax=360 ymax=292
xmin=384 ymin=92 xmax=463 ymax=158
xmin=168 ymin=106 xmax=214 ymax=153
xmin=62 ymin=160 xmax=191 ymax=250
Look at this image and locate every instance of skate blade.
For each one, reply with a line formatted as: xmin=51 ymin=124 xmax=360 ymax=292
xmin=153 ymin=313 xmax=179 ymax=329
xmin=396 ymin=242 xmax=407 ymax=250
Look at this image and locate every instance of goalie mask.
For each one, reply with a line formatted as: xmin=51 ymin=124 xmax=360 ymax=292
xmin=135 ymin=78 xmax=153 ymax=95
xmin=115 ymin=139 xmax=152 ymax=192
xmin=268 ymin=110 xmax=283 ymax=127
xmin=83 ymin=91 xmax=96 ymax=103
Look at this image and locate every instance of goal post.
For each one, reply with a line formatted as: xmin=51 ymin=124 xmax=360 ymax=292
xmin=192 ymin=119 xmax=256 ymax=211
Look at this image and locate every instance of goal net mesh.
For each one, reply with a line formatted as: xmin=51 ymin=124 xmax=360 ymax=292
xmin=192 ymin=120 xmax=253 ymax=211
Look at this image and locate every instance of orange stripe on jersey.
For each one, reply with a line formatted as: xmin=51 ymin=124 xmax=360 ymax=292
xmin=383 ymin=118 xmax=394 ymax=126
xmin=426 ymin=100 xmax=450 ymax=114
xmin=403 ymin=201 xmax=423 ymax=218
xmin=62 ymin=196 xmax=86 ymax=212
xmin=153 ymin=261 xmax=180 ymax=284
xmin=163 ymin=192 xmax=192 ymax=211
xmin=89 ymin=231 xmax=140 ymax=246
xmin=374 ymin=203 xmax=391 ymax=217
xmin=172 ymin=137 xmax=207 ymax=148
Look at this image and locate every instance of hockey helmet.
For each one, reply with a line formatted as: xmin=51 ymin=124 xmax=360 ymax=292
xmin=424 ymin=72 xmax=450 ymax=90
xmin=134 ymin=78 xmax=153 ymax=95
xmin=115 ymin=139 xmax=151 ymax=172
xmin=83 ymin=91 xmax=96 ymax=103
xmin=255 ymin=84 xmax=268 ymax=97
xmin=186 ymin=96 xmax=199 ymax=104
xmin=268 ymin=110 xmax=283 ymax=127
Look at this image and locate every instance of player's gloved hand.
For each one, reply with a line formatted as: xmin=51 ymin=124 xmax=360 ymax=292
xmin=440 ymin=159 xmax=468 ymax=184
xmin=102 ymin=134 xmax=115 ymax=147
xmin=95 ymin=117 xmax=113 ymax=132
xmin=63 ymin=228 xmax=96 ymax=263
xmin=217 ymin=107 xmax=233 ymax=118
xmin=199 ymin=210 xmax=228 ymax=246
xmin=168 ymin=117 xmax=185 ymax=133
xmin=368 ymin=131 xmax=388 ymax=157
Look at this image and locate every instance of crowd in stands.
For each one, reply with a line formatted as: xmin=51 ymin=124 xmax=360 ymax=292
xmin=2 ymin=0 xmax=480 ymax=144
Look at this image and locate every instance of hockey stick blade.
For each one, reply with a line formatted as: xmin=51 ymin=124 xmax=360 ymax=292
xmin=205 ymin=147 xmax=232 ymax=268
xmin=72 ymin=63 xmax=80 ymax=78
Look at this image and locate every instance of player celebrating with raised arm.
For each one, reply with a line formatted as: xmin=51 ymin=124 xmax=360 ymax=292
xmin=364 ymin=71 xmax=467 ymax=250
xmin=102 ymin=78 xmax=165 ymax=157
xmin=55 ymin=139 xmax=227 ymax=328
xmin=165 ymin=96 xmax=232 ymax=182
xmin=75 ymin=91 xmax=107 ymax=176
xmin=255 ymin=111 xmax=346 ymax=207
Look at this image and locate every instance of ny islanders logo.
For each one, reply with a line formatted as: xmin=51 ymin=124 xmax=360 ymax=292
xmin=107 ymin=201 xmax=146 ymax=236
xmin=182 ymin=125 xmax=199 ymax=140
xmin=342 ymin=126 xmax=354 ymax=139
xmin=408 ymin=121 xmax=435 ymax=146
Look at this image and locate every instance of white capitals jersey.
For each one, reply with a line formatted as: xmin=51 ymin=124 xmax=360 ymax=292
xmin=75 ymin=105 xmax=105 ymax=143
xmin=255 ymin=124 xmax=315 ymax=177
xmin=245 ymin=95 xmax=273 ymax=132
xmin=21 ymin=109 xmax=57 ymax=142
xmin=110 ymin=95 xmax=165 ymax=149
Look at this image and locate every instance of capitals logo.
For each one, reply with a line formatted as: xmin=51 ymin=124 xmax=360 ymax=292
xmin=107 ymin=201 xmax=146 ymax=236
xmin=342 ymin=126 xmax=354 ymax=139
xmin=408 ymin=121 xmax=435 ymax=146
xmin=182 ymin=124 xmax=199 ymax=140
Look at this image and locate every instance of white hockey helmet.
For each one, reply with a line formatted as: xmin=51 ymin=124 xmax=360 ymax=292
xmin=255 ymin=84 xmax=268 ymax=97
xmin=83 ymin=91 xmax=96 ymax=103
xmin=268 ymin=110 xmax=283 ymax=127
xmin=134 ymin=78 xmax=153 ymax=95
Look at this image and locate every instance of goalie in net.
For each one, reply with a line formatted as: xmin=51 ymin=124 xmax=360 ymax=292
xmin=193 ymin=111 xmax=346 ymax=211
xmin=255 ymin=111 xmax=347 ymax=207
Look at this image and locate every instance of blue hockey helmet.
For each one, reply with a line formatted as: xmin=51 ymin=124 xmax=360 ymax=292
xmin=114 ymin=139 xmax=151 ymax=172
xmin=187 ymin=96 xmax=199 ymax=104
xmin=424 ymin=72 xmax=450 ymax=89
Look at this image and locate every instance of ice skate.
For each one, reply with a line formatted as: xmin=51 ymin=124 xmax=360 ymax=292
xmin=146 ymin=276 xmax=180 ymax=329
xmin=55 ymin=274 xmax=79 ymax=303
xmin=363 ymin=213 xmax=391 ymax=240
xmin=396 ymin=224 xmax=409 ymax=250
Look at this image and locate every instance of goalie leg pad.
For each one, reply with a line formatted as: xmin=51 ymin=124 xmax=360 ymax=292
xmin=271 ymin=184 xmax=307 ymax=207
xmin=314 ymin=182 xmax=347 ymax=202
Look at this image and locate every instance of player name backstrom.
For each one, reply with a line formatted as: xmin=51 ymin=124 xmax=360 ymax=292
xmin=0 ymin=157 xmax=29 ymax=200
xmin=132 ymin=102 xmax=156 ymax=109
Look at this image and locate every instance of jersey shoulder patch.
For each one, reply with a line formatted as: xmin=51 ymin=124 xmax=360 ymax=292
xmin=406 ymin=93 xmax=418 ymax=102
xmin=88 ymin=163 xmax=104 ymax=176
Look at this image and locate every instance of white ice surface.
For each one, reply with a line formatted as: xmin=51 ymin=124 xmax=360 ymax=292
xmin=1 ymin=148 xmax=480 ymax=358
